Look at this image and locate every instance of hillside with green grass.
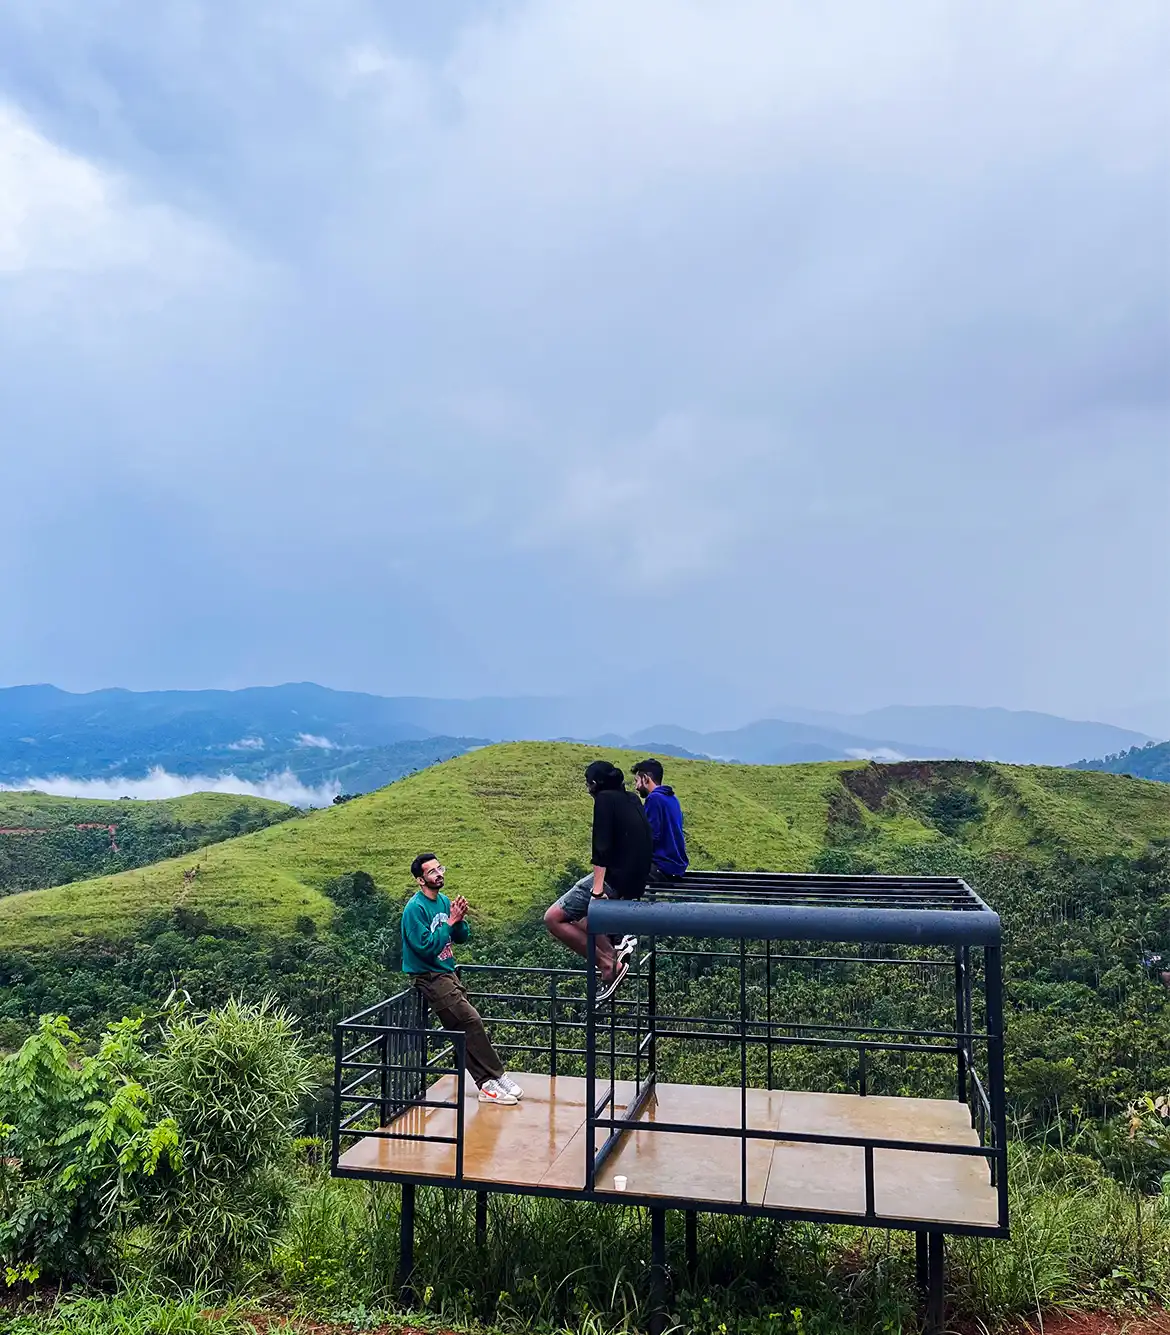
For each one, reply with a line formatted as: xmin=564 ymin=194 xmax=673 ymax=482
xmin=0 ymin=789 xmax=297 ymax=898
xmin=1072 ymin=738 xmax=1170 ymax=783
xmin=1 ymin=744 xmax=1166 ymax=951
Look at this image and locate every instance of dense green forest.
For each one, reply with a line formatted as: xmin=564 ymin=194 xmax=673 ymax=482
xmin=0 ymin=791 xmax=297 ymax=897
xmin=1073 ymin=738 xmax=1170 ymax=783
xmin=2 ymin=747 xmax=1170 ymax=1333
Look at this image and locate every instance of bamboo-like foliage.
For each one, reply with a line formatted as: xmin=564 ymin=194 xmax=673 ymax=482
xmin=135 ymin=996 xmax=315 ymax=1282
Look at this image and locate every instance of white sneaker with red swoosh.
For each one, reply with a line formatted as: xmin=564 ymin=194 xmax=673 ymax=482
xmin=477 ymin=1078 xmax=519 ymax=1105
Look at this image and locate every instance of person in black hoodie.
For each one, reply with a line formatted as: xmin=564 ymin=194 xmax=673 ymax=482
xmin=544 ymin=760 xmax=651 ymax=998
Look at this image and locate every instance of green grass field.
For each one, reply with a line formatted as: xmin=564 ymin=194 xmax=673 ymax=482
xmin=0 ymin=789 xmax=290 ymax=829
xmin=0 ymin=743 xmax=1166 ymax=950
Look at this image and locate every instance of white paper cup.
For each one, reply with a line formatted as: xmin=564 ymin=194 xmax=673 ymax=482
xmin=613 ymin=1175 xmax=627 ymax=1192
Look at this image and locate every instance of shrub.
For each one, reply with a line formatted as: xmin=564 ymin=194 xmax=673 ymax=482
xmin=0 ymin=1016 xmax=179 ymax=1281
xmin=136 ymin=996 xmax=315 ymax=1282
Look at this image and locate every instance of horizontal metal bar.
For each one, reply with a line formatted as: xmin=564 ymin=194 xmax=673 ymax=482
xmin=339 ymin=1100 xmax=377 ymax=1129
xmin=591 ymin=1117 xmax=1005 ymax=1157
xmin=341 ymin=1034 xmax=387 ymax=1063
xmin=338 ymin=990 xmax=412 ymax=1025
xmin=653 ymin=948 xmax=953 ymax=967
xmin=652 ymin=1028 xmax=956 ymax=1055
xmin=591 ymin=900 xmax=1001 ymax=948
xmin=337 ymin=1092 xmax=460 ymax=1106
xmin=339 ymin=1068 xmax=383 ymax=1097
xmin=329 ymin=1163 xmax=1009 ymax=1238
xmin=339 ymin=1128 xmax=461 ymax=1145
xmin=459 ymin=963 xmax=587 ymax=977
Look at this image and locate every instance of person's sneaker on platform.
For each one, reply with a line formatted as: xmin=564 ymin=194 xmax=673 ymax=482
xmin=499 ymin=1073 xmax=524 ymax=1100
xmin=478 ymin=1077 xmax=519 ymax=1105
xmin=614 ymin=934 xmax=638 ymax=966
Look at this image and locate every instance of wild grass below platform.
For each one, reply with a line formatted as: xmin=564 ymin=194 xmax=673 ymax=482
xmin=6 ymin=1141 xmax=1165 ymax=1335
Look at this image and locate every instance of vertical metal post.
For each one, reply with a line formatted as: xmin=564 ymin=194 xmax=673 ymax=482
xmin=455 ymin=1033 xmax=466 ymax=1183
xmin=649 ymin=1207 xmax=667 ymax=1335
xmin=925 ymin=1231 xmax=945 ymax=1333
xmin=915 ymin=1231 xmax=928 ymax=1296
xmin=549 ymin=973 xmax=558 ymax=1077
xmin=634 ymin=946 xmax=642 ymax=1093
xmin=765 ymin=938 xmax=774 ymax=1090
xmin=380 ymin=1025 xmax=390 ymax=1126
xmin=648 ymin=933 xmax=657 ymax=1076
xmin=858 ymin=1044 xmax=868 ymax=1097
xmin=740 ymin=938 xmax=748 ymax=1204
xmin=330 ymin=1023 xmax=343 ymax=1172
xmin=398 ymin=1182 xmax=416 ymax=1302
xmin=964 ymin=944 xmax=975 ymax=1123
xmin=953 ymin=946 xmax=968 ymax=1103
xmin=609 ymin=957 xmax=617 ymax=1107
xmin=586 ymin=927 xmax=597 ymax=1189
xmin=985 ymin=944 xmax=1009 ymax=1225
xmin=685 ymin=1209 xmax=698 ymax=1277
xmin=475 ymin=1190 xmax=488 ymax=1249
xmin=864 ymin=1144 xmax=875 ymax=1218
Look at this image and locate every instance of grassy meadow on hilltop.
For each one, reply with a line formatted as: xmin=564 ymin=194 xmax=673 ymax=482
xmin=0 ymin=789 xmax=296 ymax=897
xmin=1 ymin=744 xmax=1167 ymax=950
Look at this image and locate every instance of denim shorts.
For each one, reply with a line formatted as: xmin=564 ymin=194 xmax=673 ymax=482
xmin=553 ymin=873 xmax=615 ymax=924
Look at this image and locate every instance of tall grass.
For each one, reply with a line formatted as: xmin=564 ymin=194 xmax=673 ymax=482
xmin=268 ymin=1139 xmax=1170 ymax=1334
xmin=950 ymin=1141 xmax=1170 ymax=1325
xmin=9 ymin=1140 xmax=1168 ymax=1334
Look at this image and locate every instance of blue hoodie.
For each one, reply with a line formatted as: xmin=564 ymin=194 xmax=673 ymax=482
xmin=644 ymin=785 xmax=688 ymax=876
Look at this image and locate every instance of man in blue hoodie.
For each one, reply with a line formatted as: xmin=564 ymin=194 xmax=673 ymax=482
xmin=632 ymin=758 xmax=688 ymax=882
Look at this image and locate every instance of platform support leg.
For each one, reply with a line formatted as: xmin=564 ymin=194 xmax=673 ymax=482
xmin=685 ymin=1209 xmax=698 ymax=1278
xmin=649 ymin=1207 xmax=667 ymax=1335
xmin=398 ymin=1183 xmax=416 ymax=1304
xmin=925 ymin=1231 xmax=945 ymax=1334
xmin=914 ymin=1230 xmax=928 ymax=1296
xmin=475 ymin=1190 xmax=488 ymax=1249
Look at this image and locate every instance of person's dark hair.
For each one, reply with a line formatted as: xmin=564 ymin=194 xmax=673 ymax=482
xmin=584 ymin=760 xmax=625 ymax=791
xmin=632 ymin=758 xmax=664 ymax=785
xmin=411 ymin=851 xmax=439 ymax=880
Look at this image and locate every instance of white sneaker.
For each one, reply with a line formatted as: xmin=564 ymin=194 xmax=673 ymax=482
xmin=615 ymin=935 xmax=638 ymax=965
xmin=499 ymin=1073 xmax=525 ymax=1100
xmin=478 ymin=1078 xmax=519 ymax=1105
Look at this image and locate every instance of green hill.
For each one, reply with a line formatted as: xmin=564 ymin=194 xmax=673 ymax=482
xmin=2 ymin=744 xmax=1166 ymax=950
xmin=0 ymin=789 xmax=297 ymax=898
xmin=1071 ymin=739 xmax=1170 ymax=783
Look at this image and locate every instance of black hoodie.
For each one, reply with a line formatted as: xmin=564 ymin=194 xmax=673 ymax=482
xmin=591 ymin=787 xmax=652 ymax=898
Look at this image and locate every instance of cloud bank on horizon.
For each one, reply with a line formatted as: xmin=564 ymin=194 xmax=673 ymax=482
xmin=0 ymin=768 xmax=340 ymax=809
xmin=1 ymin=1 xmax=1166 ymax=724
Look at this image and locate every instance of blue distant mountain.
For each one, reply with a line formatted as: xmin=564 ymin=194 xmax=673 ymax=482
xmin=0 ymin=683 xmax=1151 ymax=792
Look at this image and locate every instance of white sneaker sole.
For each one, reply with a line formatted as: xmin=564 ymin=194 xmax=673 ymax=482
xmin=595 ymin=960 xmax=629 ymax=1004
xmin=478 ymin=1091 xmax=519 ymax=1105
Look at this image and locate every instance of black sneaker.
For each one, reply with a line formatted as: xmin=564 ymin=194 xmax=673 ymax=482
xmin=596 ymin=959 xmax=630 ymax=1004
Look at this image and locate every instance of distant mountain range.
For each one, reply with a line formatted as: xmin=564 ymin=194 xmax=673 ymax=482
xmin=0 ymin=683 xmax=1154 ymax=799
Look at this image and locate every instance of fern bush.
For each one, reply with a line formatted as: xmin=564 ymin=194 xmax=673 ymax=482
xmin=0 ymin=1016 xmax=180 ymax=1281
xmin=0 ymin=998 xmax=312 ymax=1287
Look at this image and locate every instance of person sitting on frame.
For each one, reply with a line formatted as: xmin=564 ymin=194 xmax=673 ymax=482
xmin=543 ymin=760 xmax=652 ymax=1001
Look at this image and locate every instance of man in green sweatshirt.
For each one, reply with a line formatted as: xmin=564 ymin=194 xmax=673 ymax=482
xmin=402 ymin=852 xmax=522 ymax=1106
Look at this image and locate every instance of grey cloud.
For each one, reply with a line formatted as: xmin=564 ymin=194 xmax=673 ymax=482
xmin=0 ymin=0 xmax=1166 ymax=719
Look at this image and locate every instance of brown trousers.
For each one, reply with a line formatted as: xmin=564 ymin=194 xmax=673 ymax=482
xmin=411 ymin=969 xmax=504 ymax=1087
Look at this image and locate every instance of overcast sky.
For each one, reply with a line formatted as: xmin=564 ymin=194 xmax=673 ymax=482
xmin=1 ymin=0 xmax=1167 ymax=726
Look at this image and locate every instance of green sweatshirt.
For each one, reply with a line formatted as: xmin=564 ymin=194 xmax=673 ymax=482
xmin=400 ymin=889 xmax=470 ymax=974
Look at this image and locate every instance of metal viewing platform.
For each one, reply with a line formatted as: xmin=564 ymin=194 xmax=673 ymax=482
xmin=331 ymin=871 xmax=1008 ymax=1333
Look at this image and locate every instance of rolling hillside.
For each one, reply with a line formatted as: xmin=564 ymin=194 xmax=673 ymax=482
xmin=1 ymin=744 xmax=1167 ymax=951
xmin=1072 ymin=739 xmax=1170 ymax=783
xmin=0 ymin=790 xmax=297 ymax=896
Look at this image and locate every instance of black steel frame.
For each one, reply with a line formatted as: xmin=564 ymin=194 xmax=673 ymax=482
xmin=331 ymin=871 xmax=1009 ymax=1334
